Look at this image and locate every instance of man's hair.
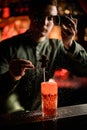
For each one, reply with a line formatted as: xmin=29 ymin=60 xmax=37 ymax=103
xmin=28 ymin=0 xmax=58 ymax=16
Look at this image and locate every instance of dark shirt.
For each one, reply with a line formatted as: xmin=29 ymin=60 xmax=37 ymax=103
xmin=0 ymin=30 xmax=87 ymax=114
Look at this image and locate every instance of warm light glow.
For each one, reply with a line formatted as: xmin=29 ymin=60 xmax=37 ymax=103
xmin=54 ymin=68 xmax=70 ymax=79
xmin=48 ymin=25 xmax=62 ymax=39
xmin=2 ymin=7 xmax=10 ymax=18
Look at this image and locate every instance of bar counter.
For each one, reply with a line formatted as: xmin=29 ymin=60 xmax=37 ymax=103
xmin=0 ymin=103 xmax=87 ymax=129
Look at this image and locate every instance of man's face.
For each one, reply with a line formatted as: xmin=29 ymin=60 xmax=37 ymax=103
xmin=30 ymin=5 xmax=58 ymax=37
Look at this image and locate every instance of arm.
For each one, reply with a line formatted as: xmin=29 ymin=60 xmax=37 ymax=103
xmin=0 ymin=71 xmax=19 ymax=100
xmin=0 ymin=39 xmax=34 ymax=99
xmin=63 ymin=41 xmax=87 ymax=76
xmin=0 ymin=42 xmax=19 ymax=97
xmin=0 ymin=59 xmax=35 ymax=98
xmin=60 ymin=15 xmax=87 ymax=76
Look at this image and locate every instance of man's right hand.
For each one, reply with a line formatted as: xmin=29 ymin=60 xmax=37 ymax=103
xmin=9 ymin=59 xmax=35 ymax=81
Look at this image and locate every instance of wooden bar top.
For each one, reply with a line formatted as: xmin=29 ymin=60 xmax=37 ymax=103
xmin=0 ymin=103 xmax=87 ymax=129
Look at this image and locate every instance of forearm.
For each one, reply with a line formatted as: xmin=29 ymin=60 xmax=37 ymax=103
xmin=65 ymin=41 xmax=87 ymax=63
xmin=0 ymin=71 xmax=20 ymax=97
xmin=62 ymin=41 xmax=87 ymax=76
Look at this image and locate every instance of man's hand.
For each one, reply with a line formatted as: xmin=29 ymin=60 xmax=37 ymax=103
xmin=9 ymin=59 xmax=35 ymax=81
xmin=60 ymin=15 xmax=77 ymax=49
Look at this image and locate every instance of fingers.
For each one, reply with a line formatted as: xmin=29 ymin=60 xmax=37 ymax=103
xmin=61 ymin=24 xmax=75 ymax=37
xmin=10 ymin=59 xmax=35 ymax=69
xmin=60 ymin=15 xmax=78 ymax=49
xmin=9 ymin=59 xmax=35 ymax=78
xmin=60 ymin=15 xmax=77 ymax=35
xmin=20 ymin=60 xmax=35 ymax=69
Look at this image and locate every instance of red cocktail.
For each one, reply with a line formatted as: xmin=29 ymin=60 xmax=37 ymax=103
xmin=41 ymin=80 xmax=58 ymax=117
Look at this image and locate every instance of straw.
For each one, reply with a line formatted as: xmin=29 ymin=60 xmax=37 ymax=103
xmin=39 ymin=55 xmax=48 ymax=82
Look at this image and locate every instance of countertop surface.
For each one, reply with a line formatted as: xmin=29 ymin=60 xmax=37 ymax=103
xmin=0 ymin=103 xmax=87 ymax=129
